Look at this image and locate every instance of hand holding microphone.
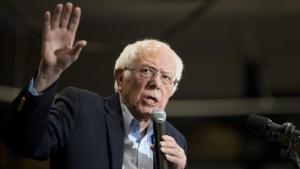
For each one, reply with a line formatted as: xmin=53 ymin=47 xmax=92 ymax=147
xmin=152 ymin=109 xmax=186 ymax=169
xmin=152 ymin=109 xmax=168 ymax=169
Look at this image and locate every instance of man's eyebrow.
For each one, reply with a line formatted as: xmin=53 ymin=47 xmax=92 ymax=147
xmin=140 ymin=64 xmax=157 ymax=70
xmin=140 ymin=64 xmax=173 ymax=75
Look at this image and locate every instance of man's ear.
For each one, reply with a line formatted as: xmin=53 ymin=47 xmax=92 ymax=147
xmin=114 ymin=69 xmax=124 ymax=91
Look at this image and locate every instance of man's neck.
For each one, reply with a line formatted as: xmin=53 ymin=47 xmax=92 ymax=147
xmin=138 ymin=120 xmax=150 ymax=138
xmin=119 ymin=95 xmax=152 ymax=138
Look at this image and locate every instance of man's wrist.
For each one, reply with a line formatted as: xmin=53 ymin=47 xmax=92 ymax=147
xmin=28 ymin=78 xmax=41 ymax=96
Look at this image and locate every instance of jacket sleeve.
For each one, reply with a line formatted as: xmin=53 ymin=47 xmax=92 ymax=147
xmin=3 ymin=82 xmax=80 ymax=161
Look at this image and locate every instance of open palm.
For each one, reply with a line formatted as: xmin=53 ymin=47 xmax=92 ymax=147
xmin=35 ymin=3 xmax=86 ymax=92
xmin=40 ymin=3 xmax=86 ymax=76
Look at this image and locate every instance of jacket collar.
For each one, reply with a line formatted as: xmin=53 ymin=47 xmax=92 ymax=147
xmin=104 ymin=93 xmax=125 ymax=169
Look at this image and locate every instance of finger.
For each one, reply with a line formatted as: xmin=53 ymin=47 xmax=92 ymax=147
xmin=160 ymin=140 xmax=178 ymax=149
xmin=60 ymin=2 xmax=73 ymax=28
xmin=51 ymin=4 xmax=63 ymax=29
xmin=161 ymin=139 xmax=185 ymax=153
xmin=160 ymin=139 xmax=185 ymax=156
xmin=68 ymin=7 xmax=81 ymax=32
xmin=43 ymin=11 xmax=51 ymax=34
xmin=165 ymin=154 xmax=180 ymax=163
xmin=161 ymin=146 xmax=184 ymax=157
xmin=165 ymin=154 xmax=186 ymax=167
xmin=71 ymin=40 xmax=87 ymax=60
xmin=162 ymin=135 xmax=175 ymax=142
xmin=162 ymin=147 xmax=186 ymax=167
xmin=161 ymin=147 xmax=176 ymax=156
xmin=161 ymin=136 xmax=177 ymax=148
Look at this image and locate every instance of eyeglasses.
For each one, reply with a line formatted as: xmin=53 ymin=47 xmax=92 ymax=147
xmin=125 ymin=66 xmax=178 ymax=86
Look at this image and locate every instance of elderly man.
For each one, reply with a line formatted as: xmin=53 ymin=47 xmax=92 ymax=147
xmin=4 ymin=2 xmax=187 ymax=169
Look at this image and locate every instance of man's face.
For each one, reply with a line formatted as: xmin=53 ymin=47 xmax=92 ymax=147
xmin=116 ymin=45 xmax=176 ymax=120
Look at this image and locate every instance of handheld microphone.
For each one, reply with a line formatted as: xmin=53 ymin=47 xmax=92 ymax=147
xmin=246 ymin=114 xmax=300 ymax=142
xmin=152 ymin=109 xmax=168 ymax=169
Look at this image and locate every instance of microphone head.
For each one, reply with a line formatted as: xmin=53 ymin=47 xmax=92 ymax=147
xmin=151 ymin=109 xmax=166 ymax=122
xmin=246 ymin=114 xmax=271 ymax=135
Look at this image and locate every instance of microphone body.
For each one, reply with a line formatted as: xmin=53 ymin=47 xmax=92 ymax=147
xmin=247 ymin=114 xmax=300 ymax=167
xmin=247 ymin=114 xmax=300 ymax=141
xmin=152 ymin=109 xmax=168 ymax=169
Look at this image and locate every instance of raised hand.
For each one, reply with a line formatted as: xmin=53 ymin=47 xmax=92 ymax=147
xmin=35 ymin=2 xmax=87 ymax=92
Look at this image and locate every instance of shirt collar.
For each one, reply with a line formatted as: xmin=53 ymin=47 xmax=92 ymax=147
xmin=120 ymin=97 xmax=134 ymax=136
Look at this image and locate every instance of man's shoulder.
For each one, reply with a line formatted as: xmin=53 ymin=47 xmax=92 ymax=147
xmin=55 ymin=87 xmax=105 ymax=104
xmin=57 ymin=87 xmax=118 ymax=105
xmin=59 ymin=87 xmax=102 ymax=98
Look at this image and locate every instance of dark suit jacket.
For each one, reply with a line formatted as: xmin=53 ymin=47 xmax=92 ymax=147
xmin=3 ymin=84 xmax=187 ymax=169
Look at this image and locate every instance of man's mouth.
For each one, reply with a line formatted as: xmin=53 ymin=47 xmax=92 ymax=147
xmin=144 ymin=96 xmax=158 ymax=105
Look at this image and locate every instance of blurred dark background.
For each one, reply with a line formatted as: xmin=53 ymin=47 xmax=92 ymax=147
xmin=1 ymin=0 xmax=300 ymax=168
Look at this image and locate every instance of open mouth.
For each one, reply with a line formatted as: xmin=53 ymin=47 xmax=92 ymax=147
xmin=144 ymin=96 xmax=158 ymax=105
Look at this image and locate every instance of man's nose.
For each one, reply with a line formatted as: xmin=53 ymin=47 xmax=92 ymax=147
xmin=148 ymin=74 xmax=163 ymax=89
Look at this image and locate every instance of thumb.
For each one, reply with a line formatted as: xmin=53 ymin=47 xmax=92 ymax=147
xmin=150 ymin=144 xmax=155 ymax=152
xmin=71 ymin=40 xmax=87 ymax=59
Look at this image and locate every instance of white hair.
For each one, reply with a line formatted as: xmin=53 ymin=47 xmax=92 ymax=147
xmin=114 ymin=39 xmax=184 ymax=93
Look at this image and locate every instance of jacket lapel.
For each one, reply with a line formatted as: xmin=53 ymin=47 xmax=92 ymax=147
xmin=104 ymin=93 xmax=124 ymax=169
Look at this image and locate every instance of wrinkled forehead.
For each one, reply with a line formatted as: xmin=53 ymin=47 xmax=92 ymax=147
xmin=137 ymin=42 xmax=175 ymax=59
xmin=134 ymin=43 xmax=177 ymax=72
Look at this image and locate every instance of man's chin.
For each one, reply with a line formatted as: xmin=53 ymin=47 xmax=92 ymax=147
xmin=134 ymin=105 xmax=162 ymax=118
xmin=141 ymin=107 xmax=161 ymax=115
